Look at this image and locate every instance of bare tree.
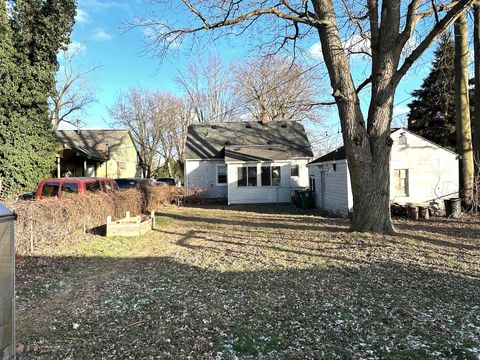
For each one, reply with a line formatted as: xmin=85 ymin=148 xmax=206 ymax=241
xmin=109 ymin=88 xmax=190 ymax=178
xmin=50 ymin=46 xmax=100 ymax=130
xmin=233 ymin=55 xmax=323 ymax=123
xmin=136 ymin=0 xmax=477 ymax=233
xmin=152 ymin=93 xmax=191 ymax=176
xmin=176 ymin=54 xmax=238 ymax=123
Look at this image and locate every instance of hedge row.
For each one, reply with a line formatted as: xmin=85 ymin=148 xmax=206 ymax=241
xmin=12 ymin=186 xmax=180 ymax=255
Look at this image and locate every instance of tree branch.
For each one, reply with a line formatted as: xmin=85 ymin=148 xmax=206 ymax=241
xmin=395 ymin=0 xmax=476 ymax=84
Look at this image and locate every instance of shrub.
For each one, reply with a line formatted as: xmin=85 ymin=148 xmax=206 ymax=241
xmin=142 ymin=185 xmax=182 ymax=212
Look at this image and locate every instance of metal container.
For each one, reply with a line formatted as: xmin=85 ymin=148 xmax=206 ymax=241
xmin=0 ymin=203 xmax=15 ymax=360
xmin=444 ymin=197 xmax=462 ymax=218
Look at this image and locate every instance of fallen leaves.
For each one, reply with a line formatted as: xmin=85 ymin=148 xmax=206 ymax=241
xmin=14 ymin=206 xmax=480 ymax=359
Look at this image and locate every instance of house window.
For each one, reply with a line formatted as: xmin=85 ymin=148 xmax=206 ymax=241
xmin=216 ymin=164 xmax=227 ymax=185
xmin=272 ymin=166 xmax=281 ymax=186
xmin=291 ymin=164 xmax=299 ymax=177
xmin=248 ymin=167 xmax=257 ymax=186
xmin=394 ymin=169 xmax=409 ymax=196
xmin=309 ymin=177 xmax=316 ymax=192
xmin=261 ymin=166 xmax=281 ymax=186
xmin=261 ymin=167 xmax=271 ymax=186
xmin=238 ymin=166 xmax=257 ymax=186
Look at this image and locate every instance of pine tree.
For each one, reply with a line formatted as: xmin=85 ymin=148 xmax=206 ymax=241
xmin=0 ymin=0 xmax=76 ymax=196
xmin=407 ymin=35 xmax=456 ymax=149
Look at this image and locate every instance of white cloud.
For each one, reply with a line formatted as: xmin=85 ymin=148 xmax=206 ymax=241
xmin=67 ymin=41 xmax=87 ymax=55
xmin=309 ymin=34 xmax=418 ymax=60
xmin=308 ymin=34 xmax=370 ymax=59
xmin=309 ymin=42 xmax=323 ymax=59
xmin=75 ymin=9 xmax=89 ymax=24
xmin=142 ymin=24 xmax=181 ymax=49
xmin=92 ymin=28 xmax=113 ymax=41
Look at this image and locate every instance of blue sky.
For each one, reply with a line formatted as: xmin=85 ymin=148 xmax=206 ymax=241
xmin=69 ymin=0 xmax=438 ymax=134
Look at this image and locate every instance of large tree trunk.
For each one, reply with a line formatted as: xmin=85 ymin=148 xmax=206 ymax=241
xmin=454 ymin=13 xmax=474 ymax=207
xmin=311 ymin=0 xmax=396 ymax=233
xmin=474 ymin=4 xmax=480 ymax=163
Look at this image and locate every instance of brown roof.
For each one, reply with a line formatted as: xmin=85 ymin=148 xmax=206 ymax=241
xmin=54 ymin=129 xmax=136 ymax=161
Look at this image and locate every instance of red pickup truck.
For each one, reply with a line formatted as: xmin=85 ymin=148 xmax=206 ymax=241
xmin=35 ymin=177 xmax=118 ymax=199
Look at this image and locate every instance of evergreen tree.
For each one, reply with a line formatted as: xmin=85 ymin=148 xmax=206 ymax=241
xmin=407 ymin=36 xmax=456 ymax=149
xmin=0 ymin=0 xmax=76 ymax=196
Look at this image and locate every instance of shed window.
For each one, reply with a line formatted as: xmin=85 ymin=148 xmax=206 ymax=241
xmin=291 ymin=165 xmax=299 ymax=177
xmin=310 ymin=177 xmax=316 ymax=192
xmin=217 ymin=164 xmax=227 ymax=184
xmin=394 ymin=169 xmax=409 ymax=196
xmin=238 ymin=167 xmax=257 ymax=186
xmin=398 ymin=133 xmax=407 ymax=145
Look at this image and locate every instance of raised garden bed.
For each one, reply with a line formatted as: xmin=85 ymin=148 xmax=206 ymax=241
xmin=106 ymin=211 xmax=155 ymax=237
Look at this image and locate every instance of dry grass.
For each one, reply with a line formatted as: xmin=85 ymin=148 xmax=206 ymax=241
xmin=15 ymin=205 xmax=480 ymax=359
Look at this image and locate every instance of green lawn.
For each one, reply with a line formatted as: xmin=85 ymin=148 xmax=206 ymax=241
xmin=16 ymin=205 xmax=480 ymax=359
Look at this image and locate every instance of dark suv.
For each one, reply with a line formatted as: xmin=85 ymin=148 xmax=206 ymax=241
xmin=115 ymin=178 xmax=158 ymax=190
xmin=156 ymin=177 xmax=180 ymax=187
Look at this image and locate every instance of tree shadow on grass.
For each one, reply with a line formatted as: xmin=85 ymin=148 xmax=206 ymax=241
xmin=183 ymin=203 xmax=340 ymax=218
xmin=156 ymin=211 xmax=348 ymax=233
xmin=15 ymin=253 xmax=480 ymax=360
xmin=397 ymin=221 xmax=480 ymax=243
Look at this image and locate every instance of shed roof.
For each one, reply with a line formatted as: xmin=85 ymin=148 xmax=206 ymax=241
xmin=307 ymin=128 xmax=458 ymax=165
xmin=185 ymin=121 xmax=313 ymax=160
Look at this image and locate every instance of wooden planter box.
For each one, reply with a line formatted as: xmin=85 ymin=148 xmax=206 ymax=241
xmin=106 ymin=211 xmax=155 ymax=237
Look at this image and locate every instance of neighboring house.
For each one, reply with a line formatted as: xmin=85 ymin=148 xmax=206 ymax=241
xmin=307 ymin=128 xmax=459 ymax=216
xmin=184 ymin=120 xmax=313 ymax=204
xmin=54 ymin=129 xmax=145 ymax=178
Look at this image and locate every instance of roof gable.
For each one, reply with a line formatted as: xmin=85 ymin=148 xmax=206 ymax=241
xmin=308 ymin=128 xmax=458 ymax=165
xmin=185 ymin=121 xmax=313 ymax=160
xmin=54 ymin=129 xmax=138 ymax=161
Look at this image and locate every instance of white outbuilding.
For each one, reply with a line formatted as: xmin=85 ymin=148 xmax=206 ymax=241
xmin=307 ymin=128 xmax=459 ymax=216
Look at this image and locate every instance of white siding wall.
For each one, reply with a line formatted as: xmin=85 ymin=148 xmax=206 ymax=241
xmin=308 ymin=130 xmax=459 ymax=216
xmin=290 ymin=159 xmax=310 ymax=189
xmin=227 ymin=159 xmax=310 ymax=204
xmin=389 ymin=130 xmax=459 ymax=205
xmin=185 ymin=160 xmax=228 ymax=199
xmin=309 ymin=160 xmax=350 ymax=216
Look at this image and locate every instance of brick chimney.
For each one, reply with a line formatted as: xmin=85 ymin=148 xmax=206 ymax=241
xmin=260 ymin=111 xmax=269 ymax=125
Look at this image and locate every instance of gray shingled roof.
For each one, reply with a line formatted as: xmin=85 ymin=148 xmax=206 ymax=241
xmin=54 ymin=129 xmax=134 ymax=161
xmin=185 ymin=121 xmax=313 ymax=160
xmin=307 ymin=128 xmax=458 ymax=165
xmin=308 ymin=146 xmax=346 ymax=164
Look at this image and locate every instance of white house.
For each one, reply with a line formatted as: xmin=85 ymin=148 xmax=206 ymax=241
xmin=184 ymin=119 xmax=313 ymax=204
xmin=307 ymin=128 xmax=459 ymax=216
